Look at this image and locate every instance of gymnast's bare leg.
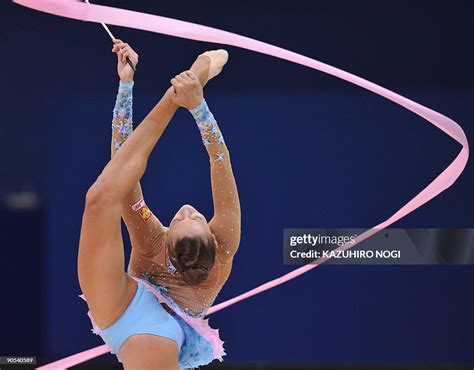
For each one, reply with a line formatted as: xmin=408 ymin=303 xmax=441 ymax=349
xmin=77 ymin=49 xmax=228 ymax=369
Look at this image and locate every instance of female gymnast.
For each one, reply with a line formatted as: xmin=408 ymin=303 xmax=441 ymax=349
xmin=77 ymin=40 xmax=241 ymax=369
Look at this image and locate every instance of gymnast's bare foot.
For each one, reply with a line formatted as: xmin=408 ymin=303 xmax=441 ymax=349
xmin=190 ymin=49 xmax=229 ymax=87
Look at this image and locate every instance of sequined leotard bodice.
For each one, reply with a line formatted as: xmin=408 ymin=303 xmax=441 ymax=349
xmin=128 ymin=242 xmax=233 ymax=317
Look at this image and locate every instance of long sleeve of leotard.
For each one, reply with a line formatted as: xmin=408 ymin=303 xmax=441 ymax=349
xmin=111 ymin=81 xmax=166 ymax=257
xmin=111 ymin=81 xmax=134 ymax=155
xmin=189 ymin=99 xmax=241 ymax=261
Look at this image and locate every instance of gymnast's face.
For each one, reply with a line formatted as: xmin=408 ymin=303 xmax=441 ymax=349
xmin=167 ymin=204 xmax=213 ymax=246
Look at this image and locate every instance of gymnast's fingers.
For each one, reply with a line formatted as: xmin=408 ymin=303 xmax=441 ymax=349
xmin=117 ymin=48 xmax=127 ymax=61
xmin=180 ymin=71 xmax=193 ymax=83
xmin=167 ymin=85 xmax=177 ymax=100
xmin=127 ymin=47 xmax=139 ymax=64
xmin=113 ymin=45 xmax=125 ymax=54
xmin=179 ymin=72 xmax=190 ymax=85
xmin=185 ymin=70 xmax=198 ymax=80
xmin=112 ymin=42 xmax=128 ymax=52
xmin=121 ymin=50 xmax=130 ymax=62
xmin=171 ymin=78 xmax=183 ymax=89
xmin=112 ymin=39 xmax=122 ymax=50
xmin=175 ymin=74 xmax=186 ymax=84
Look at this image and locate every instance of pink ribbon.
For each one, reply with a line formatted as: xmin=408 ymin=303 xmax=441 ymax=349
xmin=13 ymin=1 xmax=468 ymax=368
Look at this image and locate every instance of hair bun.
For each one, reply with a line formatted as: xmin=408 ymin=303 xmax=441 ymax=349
xmin=182 ymin=266 xmax=209 ymax=286
xmin=172 ymin=235 xmax=216 ymax=286
xmin=184 ymin=266 xmax=209 ymax=272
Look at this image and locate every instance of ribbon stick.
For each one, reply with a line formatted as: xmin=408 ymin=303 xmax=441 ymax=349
xmin=84 ymin=0 xmax=114 ymax=40
xmin=82 ymin=0 xmax=136 ymax=72
xmin=12 ymin=1 xmax=468 ymax=369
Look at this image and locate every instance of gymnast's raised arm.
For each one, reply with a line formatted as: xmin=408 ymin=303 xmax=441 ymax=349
xmin=110 ymin=39 xmax=167 ymax=258
xmin=170 ymin=72 xmax=241 ymax=262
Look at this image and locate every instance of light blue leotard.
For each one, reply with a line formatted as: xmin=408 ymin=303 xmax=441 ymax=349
xmin=99 ymin=280 xmax=185 ymax=360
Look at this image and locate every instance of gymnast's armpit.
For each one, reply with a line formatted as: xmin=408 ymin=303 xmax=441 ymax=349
xmin=189 ymin=99 xmax=241 ymax=260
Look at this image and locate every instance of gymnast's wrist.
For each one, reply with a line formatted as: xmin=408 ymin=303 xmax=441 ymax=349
xmin=119 ymin=80 xmax=134 ymax=89
xmin=188 ymin=98 xmax=208 ymax=120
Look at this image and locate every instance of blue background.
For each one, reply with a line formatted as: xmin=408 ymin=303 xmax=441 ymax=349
xmin=1 ymin=0 xmax=472 ymax=366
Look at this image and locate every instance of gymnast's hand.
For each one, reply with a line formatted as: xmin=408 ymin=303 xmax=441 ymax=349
xmin=168 ymin=71 xmax=203 ymax=109
xmin=112 ymin=39 xmax=139 ymax=83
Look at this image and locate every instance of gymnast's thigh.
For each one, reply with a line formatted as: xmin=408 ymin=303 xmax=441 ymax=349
xmin=120 ymin=334 xmax=180 ymax=370
xmin=78 ymin=191 xmax=130 ymax=329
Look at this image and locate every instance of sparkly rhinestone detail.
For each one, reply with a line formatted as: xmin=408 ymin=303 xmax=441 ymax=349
xmin=166 ymin=257 xmax=177 ymax=274
xmin=111 ymin=81 xmax=134 ymax=151
xmin=189 ymin=99 xmax=225 ymax=162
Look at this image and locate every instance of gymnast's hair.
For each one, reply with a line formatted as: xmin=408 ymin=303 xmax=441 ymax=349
xmin=169 ymin=234 xmax=216 ymax=286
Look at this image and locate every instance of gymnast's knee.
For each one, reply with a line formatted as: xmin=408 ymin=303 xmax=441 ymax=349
xmin=85 ymin=180 xmax=119 ymax=210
